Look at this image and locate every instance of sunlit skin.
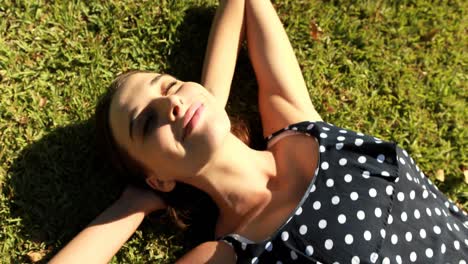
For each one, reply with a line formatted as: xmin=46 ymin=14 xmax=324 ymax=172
xmin=109 ymin=72 xmax=231 ymax=186
xmin=108 ymin=72 xmax=280 ymax=235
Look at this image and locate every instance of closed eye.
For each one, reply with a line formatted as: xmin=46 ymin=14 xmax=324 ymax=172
xmin=141 ymin=78 xmax=179 ymax=138
xmin=164 ymin=80 xmax=179 ymax=95
xmin=142 ymin=112 xmax=156 ymax=137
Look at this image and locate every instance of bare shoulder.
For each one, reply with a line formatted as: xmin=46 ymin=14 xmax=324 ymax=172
xmin=176 ymin=241 xmax=236 ymax=264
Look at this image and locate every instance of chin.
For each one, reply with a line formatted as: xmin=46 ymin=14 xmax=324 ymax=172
xmin=185 ymin=111 xmax=230 ymax=163
xmin=211 ymin=114 xmax=231 ymax=145
xmin=204 ymin=112 xmax=231 ymax=150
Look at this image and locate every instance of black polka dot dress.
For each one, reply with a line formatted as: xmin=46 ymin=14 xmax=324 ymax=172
xmin=219 ymin=121 xmax=468 ymax=264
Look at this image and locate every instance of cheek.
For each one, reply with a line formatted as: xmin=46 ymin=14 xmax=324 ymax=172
xmin=150 ymin=127 xmax=179 ymax=157
xmin=140 ymin=128 xmax=176 ymax=161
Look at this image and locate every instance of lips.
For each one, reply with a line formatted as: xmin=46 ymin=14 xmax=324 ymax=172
xmin=182 ymin=102 xmax=203 ymax=140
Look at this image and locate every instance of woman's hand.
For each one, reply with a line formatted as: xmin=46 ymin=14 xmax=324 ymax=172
xmin=118 ymin=185 xmax=167 ymax=216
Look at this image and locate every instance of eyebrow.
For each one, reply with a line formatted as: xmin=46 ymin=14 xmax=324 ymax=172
xmin=128 ymin=74 xmax=167 ymax=141
xmin=150 ymin=73 xmax=167 ymax=86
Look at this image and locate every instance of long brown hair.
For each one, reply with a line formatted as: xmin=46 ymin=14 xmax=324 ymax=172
xmin=95 ymin=70 xmax=251 ymax=230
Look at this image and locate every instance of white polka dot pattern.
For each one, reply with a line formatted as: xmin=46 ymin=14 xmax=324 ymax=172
xmin=339 ymin=158 xmax=347 ymax=166
xmin=344 ymin=174 xmax=352 ymax=182
xmin=324 ymin=239 xmax=333 ymax=250
xmin=377 ymin=154 xmax=385 ymax=163
xmin=290 ymin=250 xmax=298 ymax=260
xmin=375 ymin=207 xmax=382 ymax=218
xmin=351 ymin=256 xmax=360 ymax=264
xmin=265 ymin=241 xmax=272 ymax=251
xmin=331 ymin=196 xmax=340 ymax=205
xmin=355 ymin=138 xmax=364 ymax=146
xmin=362 ymin=171 xmax=370 ymax=179
xmin=338 ymin=214 xmax=346 ymax=224
xmin=364 ymin=230 xmax=372 ymax=241
xmin=357 ymin=210 xmax=365 ymax=220
xmin=318 ymin=219 xmax=327 ymax=229
xmin=358 ymin=156 xmax=367 ymax=163
xmin=299 ymin=225 xmax=307 ymax=235
xmin=305 ymin=245 xmax=313 ymax=256
xmin=220 ymin=121 xmax=467 ymax=263
xmin=405 ymin=232 xmax=412 ymax=242
xmin=295 ymin=206 xmax=303 ymax=215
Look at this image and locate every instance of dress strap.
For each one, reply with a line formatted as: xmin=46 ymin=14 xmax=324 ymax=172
xmin=266 ymin=129 xmax=311 ymax=149
xmin=265 ymin=121 xmax=318 ymax=149
xmin=218 ymin=234 xmax=253 ymax=262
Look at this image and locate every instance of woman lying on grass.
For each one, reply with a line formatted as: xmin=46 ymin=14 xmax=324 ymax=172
xmin=51 ymin=0 xmax=467 ymax=263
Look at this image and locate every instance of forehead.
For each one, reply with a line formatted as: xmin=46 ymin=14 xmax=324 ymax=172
xmin=115 ymin=72 xmax=160 ymax=107
xmin=109 ymin=72 xmax=161 ymax=147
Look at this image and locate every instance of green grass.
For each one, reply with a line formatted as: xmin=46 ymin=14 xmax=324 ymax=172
xmin=0 ymin=0 xmax=466 ymax=262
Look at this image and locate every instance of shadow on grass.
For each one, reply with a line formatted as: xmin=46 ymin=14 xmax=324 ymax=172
xmin=5 ymin=5 xmax=263 ymax=263
xmin=5 ymin=121 xmax=124 ymax=262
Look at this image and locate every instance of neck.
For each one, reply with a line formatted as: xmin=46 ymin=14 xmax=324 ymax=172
xmin=183 ymin=133 xmax=277 ymax=229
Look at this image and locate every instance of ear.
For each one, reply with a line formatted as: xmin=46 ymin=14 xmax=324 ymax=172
xmin=145 ymin=176 xmax=176 ymax=193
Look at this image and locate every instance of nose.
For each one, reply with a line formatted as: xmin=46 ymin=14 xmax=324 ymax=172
xmin=167 ymin=95 xmax=184 ymax=122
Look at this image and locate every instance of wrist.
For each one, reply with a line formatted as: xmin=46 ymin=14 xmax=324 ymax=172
xmin=116 ymin=195 xmax=165 ymax=217
xmin=115 ymin=196 xmax=148 ymax=216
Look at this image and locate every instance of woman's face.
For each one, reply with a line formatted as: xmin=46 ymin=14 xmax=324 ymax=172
xmin=109 ymin=72 xmax=231 ymax=183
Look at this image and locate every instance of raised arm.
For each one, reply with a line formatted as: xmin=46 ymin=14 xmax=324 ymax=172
xmin=245 ymin=0 xmax=322 ymax=137
xmin=201 ymin=0 xmax=246 ymax=108
xmin=50 ymin=186 xmax=166 ymax=264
